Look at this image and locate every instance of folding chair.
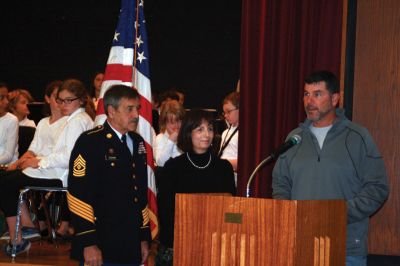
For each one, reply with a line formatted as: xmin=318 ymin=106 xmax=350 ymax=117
xmin=11 ymin=186 xmax=68 ymax=259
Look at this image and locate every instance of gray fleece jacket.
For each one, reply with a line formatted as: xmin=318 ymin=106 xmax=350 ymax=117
xmin=272 ymin=109 xmax=389 ymax=256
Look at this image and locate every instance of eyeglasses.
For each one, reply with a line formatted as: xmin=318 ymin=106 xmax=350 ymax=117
xmin=222 ymin=108 xmax=238 ymax=116
xmin=56 ymin=97 xmax=79 ymax=105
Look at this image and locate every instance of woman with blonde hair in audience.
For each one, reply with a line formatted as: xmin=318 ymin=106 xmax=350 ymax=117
xmin=156 ymin=109 xmax=235 ymax=265
xmin=0 ymin=79 xmax=93 ymax=256
xmin=153 ymin=100 xmax=185 ymax=167
xmin=8 ymin=89 xmax=36 ymax=128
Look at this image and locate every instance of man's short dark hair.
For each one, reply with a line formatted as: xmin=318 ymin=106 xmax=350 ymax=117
xmin=0 ymin=82 xmax=8 ymax=90
xmin=159 ymin=90 xmax=180 ymax=104
xmin=103 ymin=85 xmax=140 ymax=115
xmin=177 ymin=109 xmax=215 ymax=153
xmin=304 ymin=71 xmax=339 ymax=94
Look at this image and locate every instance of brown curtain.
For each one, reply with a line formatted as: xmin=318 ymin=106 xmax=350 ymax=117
xmin=237 ymin=0 xmax=343 ymax=197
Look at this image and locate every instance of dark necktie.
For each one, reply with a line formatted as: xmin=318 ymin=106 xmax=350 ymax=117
xmin=121 ymin=134 xmax=128 ymax=148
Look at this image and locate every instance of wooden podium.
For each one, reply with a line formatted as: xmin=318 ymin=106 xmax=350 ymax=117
xmin=173 ymin=194 xmax=346 ymax=266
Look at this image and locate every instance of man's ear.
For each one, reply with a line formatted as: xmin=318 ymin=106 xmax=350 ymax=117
xmin=332 ymin=92 xmax=340 ymax=107
xmin=107 ymin=105 xmax=115 ymax=118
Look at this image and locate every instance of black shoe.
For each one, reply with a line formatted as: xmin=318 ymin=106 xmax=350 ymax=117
xmin=40 ymin=228 xmax=49 ymax=238
xmin=3 ymin=238 xmax=31 ymax=256
xmin=55 ymin=232 xmax=72 ymax=241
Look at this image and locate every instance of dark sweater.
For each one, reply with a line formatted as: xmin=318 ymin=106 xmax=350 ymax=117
xmin=157 ymin=151 xmax=235 ymax=248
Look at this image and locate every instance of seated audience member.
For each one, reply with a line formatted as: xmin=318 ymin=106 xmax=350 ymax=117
xmin=8 ymin=89 xmax=36 ymax=128
xmin=158 ymin=90 xmax=180 ymax=110
xmin=153 ymin=100 xmax=185 ymax=167
xmin=167 ymin=88 xmax=185 ymax=106
xmin=218 ymin=92 xmax=239 ymax=186
xmin=8 ymin=89 xmax=37 ymax=156
xmin=0 ymin=82 xmax=18 ymax=167
xmin=157 ymin=109 xmax=236 ymax=265
xmin=84 ymin=96 xmax=97 ymax=121
xmin=6 ymin=80 xmax=71 ymax=240
xmin=152 ymin=90 xmax=179 ymax=135
xmin=90 ymin=71 xmax=104 ymax=110
xmin=176 ymin=90 xmax=185 ymax=106
xmin=0 ymin=79 xmax=93 ymax=256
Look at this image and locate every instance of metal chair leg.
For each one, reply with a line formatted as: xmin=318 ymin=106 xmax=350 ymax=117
xmin=28 ymin=191 xmax=43 ymax=245
xmin=11 ymin=186 xmax=68 ymax=258
xmin=11 ymin=188 xmax=29 ymax=259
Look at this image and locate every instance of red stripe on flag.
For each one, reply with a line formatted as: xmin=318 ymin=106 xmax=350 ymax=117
xmin=144 ymin=142 xmax=154 ymax=170
xmin=104 ymin=64 xmax=133 ymax=82
xmin=138 ymin=94 xmax=153 ymax=124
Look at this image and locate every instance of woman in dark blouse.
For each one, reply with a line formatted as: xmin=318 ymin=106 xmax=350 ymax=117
xmin=156 ymin=109 xmax=236 ymax=265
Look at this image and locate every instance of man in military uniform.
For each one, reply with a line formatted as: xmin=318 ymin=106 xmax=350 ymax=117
xmin=67 ymin=85 xmax=151 ymax=265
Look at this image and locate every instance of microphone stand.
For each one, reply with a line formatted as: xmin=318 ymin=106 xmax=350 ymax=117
xmin=245 ymin=155 xmax=274 ymax=197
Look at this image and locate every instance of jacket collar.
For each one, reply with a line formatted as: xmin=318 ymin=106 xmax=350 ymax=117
xmin=300 ymin=108 xmax=350 ymax=132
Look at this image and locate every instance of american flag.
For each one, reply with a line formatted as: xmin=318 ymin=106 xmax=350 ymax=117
xmin=95 ymin=0 xmax=158 ymax=239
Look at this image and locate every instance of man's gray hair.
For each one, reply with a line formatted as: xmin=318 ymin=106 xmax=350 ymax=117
xmin=103 ymin=85 xmax=140 ymax=115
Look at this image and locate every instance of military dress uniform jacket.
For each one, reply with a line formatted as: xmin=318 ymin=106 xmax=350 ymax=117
xmin=67 ymin=122 xmax=151 ymax=264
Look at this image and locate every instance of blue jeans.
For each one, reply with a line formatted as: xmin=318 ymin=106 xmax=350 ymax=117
xmin=346 ymin=256 xmax=367 ymax=266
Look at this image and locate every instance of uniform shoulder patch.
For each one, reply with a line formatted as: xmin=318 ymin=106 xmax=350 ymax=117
xmin=73 ymin=154 xmax=86 ymax=177
xmin=87 ymin=125 xmax=104 ymax=135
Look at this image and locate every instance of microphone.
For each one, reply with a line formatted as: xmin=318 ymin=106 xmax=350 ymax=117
xmin=270 ymin=134 xmax=302 ymax=159
xmin=246 ymin=134 xmax=302 ymax=197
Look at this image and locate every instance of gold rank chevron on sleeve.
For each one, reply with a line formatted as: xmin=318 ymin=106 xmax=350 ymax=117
xmin=73 ymin=154 xmax=86 ymax=177
xmin=142 ymin=205 xmax=149 ymax=227
xmin=67 ymin=192 xmax=95 ymax=224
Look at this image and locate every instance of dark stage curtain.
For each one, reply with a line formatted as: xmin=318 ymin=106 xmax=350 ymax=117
xmin=237 ymin=0 xmax=343 ymax=197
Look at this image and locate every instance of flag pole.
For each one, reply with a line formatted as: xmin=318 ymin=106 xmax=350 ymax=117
xmin=132 ymin=0 xmax=140 ymax=85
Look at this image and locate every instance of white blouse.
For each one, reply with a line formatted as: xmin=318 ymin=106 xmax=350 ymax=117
xmin=220 ymin=125 xmax=238 ymax=160
xmin=0 ymin=112 xmax=19 ymax=164
xmin=28 ymin=116 xmax=68 ymax=158
xmin=153 ymin=131 xmax=182 ymax=167
xmin=19 ymin=117 xmax=36 ymax=128
xmin=23 ymin=108 xmax=93 ymax=187
xmin=220 ymin=125 xmax=239 ymax=186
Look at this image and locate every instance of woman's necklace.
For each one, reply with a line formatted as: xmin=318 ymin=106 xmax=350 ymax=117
xmin=186 ymin=152 xmax=212 ymax=169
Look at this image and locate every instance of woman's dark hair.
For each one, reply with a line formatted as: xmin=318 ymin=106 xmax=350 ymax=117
xmin=58 ymin=79 xmax=95 ymax=120
xmin=177 ymin=109 xmax=215 ymax=153
xmin=45 ymin=80 xmax=63 ymax=98
xmin=90 ymin=71 xmax=104 ymax=97
xmin=42 ymin=80 xmax=63 ymax=116
xmin=58 ymin=79 xmax=88 ymax=107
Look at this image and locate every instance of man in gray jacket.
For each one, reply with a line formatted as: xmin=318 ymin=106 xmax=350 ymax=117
xmin=272 ymin=71 xmax=389 ymax=266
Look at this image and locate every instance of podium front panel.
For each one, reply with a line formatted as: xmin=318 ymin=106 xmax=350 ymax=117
xmin=173 ymin=194 xmax=346 ymax=266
